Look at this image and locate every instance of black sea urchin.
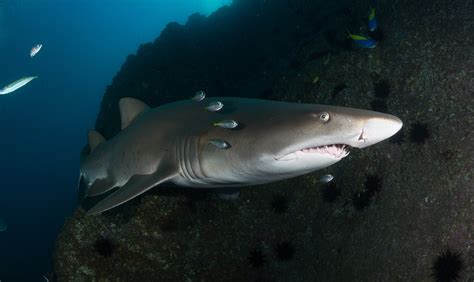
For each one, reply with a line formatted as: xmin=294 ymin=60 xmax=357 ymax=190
xmin=431 ymin=249 xmax=464 ymax=282
xmin=409 ymin=122 xmax=430 ymax=144
xmin=321 ymin=181 xmax=341 ymax=203
xmin=352 ymin=191 xmax=371 ymax=211
xmin=271 ymin=194 xmax=289 ymax=214
xmin=248 ymin=249 xmax=266 ymax=268
xmin=274 ymin=241 xmax=296 ymax=261
xmin=364 ymin=175 xmax=382 ymax=195
xmin=374 ymin=80 xmax=390 ymax=99
xmin=93 ymin=235 xmax=117 ymax=257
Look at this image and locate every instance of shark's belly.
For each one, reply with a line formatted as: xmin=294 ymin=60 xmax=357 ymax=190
xmin=170 ymin=172 xmax=282 ymax=188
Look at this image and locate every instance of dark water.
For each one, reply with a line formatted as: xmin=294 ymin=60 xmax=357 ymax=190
xmin=0 ymin=0 xmax=230 ymax=280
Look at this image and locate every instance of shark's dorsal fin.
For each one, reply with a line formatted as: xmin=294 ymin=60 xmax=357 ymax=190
xmin=88 ymin=130 xmax=105 ymax=152
xmin=119 ymin=97 xmax=150 ymax=130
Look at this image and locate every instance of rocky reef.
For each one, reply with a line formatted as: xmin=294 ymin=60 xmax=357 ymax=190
xmin=54 ymin=0 xmax=474 ymax=280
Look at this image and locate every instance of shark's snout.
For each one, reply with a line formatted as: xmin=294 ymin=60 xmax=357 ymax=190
xmin=354 ymin=115 xmax=403 ymax=148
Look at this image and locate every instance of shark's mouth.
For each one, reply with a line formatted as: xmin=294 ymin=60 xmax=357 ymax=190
xmin=277 ymin=144 xmax=350 ymax=161
xmin=300 ymin=144 xmax=350 ymax=159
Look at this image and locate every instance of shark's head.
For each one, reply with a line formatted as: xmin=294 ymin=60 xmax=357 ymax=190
xmin=197 ymin=100 xmax=402 ymax=185
xmin=264 ymin=105 xmax=402 ymax=176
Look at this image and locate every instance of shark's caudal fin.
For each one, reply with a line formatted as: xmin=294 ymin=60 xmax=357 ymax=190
xmin=86 ymin=162 xmax=178 ymax=215
xmin=119 ymin=97 xmax=150 ymax=130
xmin=88 ymin=130 xmax=105 ymax=152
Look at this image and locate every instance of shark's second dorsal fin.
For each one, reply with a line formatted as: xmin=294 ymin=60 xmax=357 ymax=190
xmin=119 ymin=97 xmax=150 ymax=130
xmin=88 ymin=130 xmax=105 ymax=152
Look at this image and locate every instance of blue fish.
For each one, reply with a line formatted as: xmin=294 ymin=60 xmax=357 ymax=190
xmin=348 ymin=33 xmax=377 ymax=48
xmin=368 ymin=7 xmax=377 ymax=32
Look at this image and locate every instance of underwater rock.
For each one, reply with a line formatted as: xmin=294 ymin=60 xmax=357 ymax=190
xmin=55 ymin=0 xmax=474 ymax=280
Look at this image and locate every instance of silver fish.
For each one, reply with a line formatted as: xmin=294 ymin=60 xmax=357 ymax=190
xmin=192 ymin=90 xmax=206 ymax=101
xmin=0 ymin=76 xmax=38 ymax=95
xmin=317 ymin=174 xmax=334 ymax=183
xmin=209 ymin=138 xmax=231 ymax=149
xmin=214 ymin=120 xmax=238 ymax=129
xmin=205 ymin=101 xmax=223 ymax=111
xmin=30 ymin=44 xmax=43 ymax=58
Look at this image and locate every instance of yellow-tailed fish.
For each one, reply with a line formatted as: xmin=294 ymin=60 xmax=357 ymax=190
xmin=348 ymin=33 xmax=376 ymax=48
xmin=368 ymin=7 xmax=377 ymax=32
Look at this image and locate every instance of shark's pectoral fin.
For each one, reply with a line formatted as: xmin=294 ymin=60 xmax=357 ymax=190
xmin=216 ymin=187 xmax=241 ymax=200
xmin=86 ymin=177 xmax=117 ymax=197
xmin=86 ymin=163 xmax=178 ymax=215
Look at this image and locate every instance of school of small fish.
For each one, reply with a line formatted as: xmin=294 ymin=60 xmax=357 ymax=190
xmin=348 ymin=6 xmax=378 ymax=49
xmin=0 ymin=44 xmax=43 ymax=96
xmin=191 ymin=92 xmax=236 ymax=148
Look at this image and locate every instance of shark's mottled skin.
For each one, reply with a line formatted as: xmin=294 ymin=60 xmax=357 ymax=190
xmin=80 ymin=97 xmax=402 ymax=215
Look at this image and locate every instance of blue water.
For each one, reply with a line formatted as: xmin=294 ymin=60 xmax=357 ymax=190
xmin=0 ymin=0 xmax=230 ymax=280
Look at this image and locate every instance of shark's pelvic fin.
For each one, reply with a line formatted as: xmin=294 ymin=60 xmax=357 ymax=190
xmin=119 ymin=97 xmax=150 ymax=130
xmin=86 ymin=162 xmax=178 ymax=215
xmin=86 ymin=177 xmax=117 ymax=197
xmin=88 ymin=130 xmax=105 ymax=152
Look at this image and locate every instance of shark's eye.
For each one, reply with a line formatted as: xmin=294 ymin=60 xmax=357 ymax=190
xmin=320 ymin=112 xmax=330 ymax=122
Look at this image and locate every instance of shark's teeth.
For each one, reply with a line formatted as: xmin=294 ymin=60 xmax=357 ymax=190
xmin=300 ymin=144 xmax=349 ymax=159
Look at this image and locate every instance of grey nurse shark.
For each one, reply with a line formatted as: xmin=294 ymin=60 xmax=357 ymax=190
xmin=80 ymin=97 xmax=402 ymax=215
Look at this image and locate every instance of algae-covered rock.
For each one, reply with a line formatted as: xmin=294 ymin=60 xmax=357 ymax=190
xmin=55 ymin=0 xmax=474 ymax=280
